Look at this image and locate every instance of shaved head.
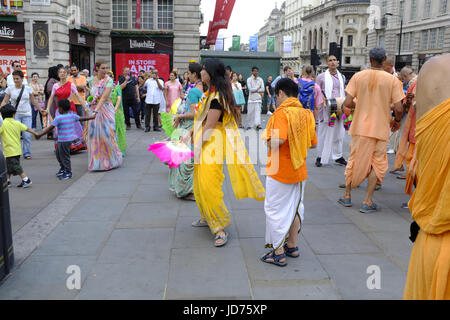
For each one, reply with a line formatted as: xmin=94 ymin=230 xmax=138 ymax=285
xmin=383 ymin=56 xmax=395 ymax=74
xmin=415 ymin=54 xmax=450 ymax=120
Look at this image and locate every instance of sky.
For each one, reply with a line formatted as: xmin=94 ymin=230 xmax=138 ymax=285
xmin=200 ymin=0 xmax=278 ymax=50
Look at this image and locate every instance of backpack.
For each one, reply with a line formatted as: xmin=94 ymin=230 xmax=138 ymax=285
xmin=298 ymin=79 xmax=315 ymax=111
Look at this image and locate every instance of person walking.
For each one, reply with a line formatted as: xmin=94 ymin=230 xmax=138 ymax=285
xmin=315 ymin=55 xmax=348 ymax=167
xmin=186 ymin=58 xmax=265 ymax=247
xmin=298 ymin=66 xmax=323 ymax=120
xmin=111 ymin=82 xmax=127 ymax=156
xmin=1 ymin=70 xmax=46 ymax=160
xmin=118 ymin=67 xmax=142 ymax=130
xmin=30 ymin=72 xmax=46 ymax=130
xmin=265 ymin=75 xmax=275 ymax=114
xmin=246 ymin=66 xmax=265 ymax=130
xmin=261 ymin=78 xmax=317 ymax=267
xmin=231 ymin=72 xmax=244 ymax=128
xmin=338 ymin=47 xmax=405 ymax=213
xmin=144 ymin=69 xmax=164 ymax=132
xmin=86 ymin=61 xmax=123 ymax=171
xmin=68 ymin=64 xmax=87 ymax=117
xmin=137 ymin=75 xmax=147 ymax=124
xmin=164 ymin=71 xmax=183 ymax=112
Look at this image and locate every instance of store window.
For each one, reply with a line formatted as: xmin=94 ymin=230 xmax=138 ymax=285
xmin=112 ymin=0 xmax=173 ymax=30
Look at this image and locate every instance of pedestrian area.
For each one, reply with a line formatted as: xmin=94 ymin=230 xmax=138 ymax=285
xmin=0 ymin=116 xmax=413 ymax=299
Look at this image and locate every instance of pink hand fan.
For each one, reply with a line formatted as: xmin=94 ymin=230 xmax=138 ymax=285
xmin=148 ymin=141 xmax=194 ymax=168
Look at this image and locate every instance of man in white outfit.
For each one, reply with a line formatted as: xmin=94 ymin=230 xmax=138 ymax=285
xmin=246 ymin=66 xmax=265 ymax=130
xmin=315 ymin=55 xmax=347 ymax=167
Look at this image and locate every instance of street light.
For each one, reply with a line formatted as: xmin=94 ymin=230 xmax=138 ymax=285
xmin=385 ymin=12 xmax=403 ymax=59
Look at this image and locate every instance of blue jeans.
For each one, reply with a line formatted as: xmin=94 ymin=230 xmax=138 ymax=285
xmin=15 ymin=115 xmax=32 ymax=157
xmin=31 ymin=105 xmax=43 ymax=129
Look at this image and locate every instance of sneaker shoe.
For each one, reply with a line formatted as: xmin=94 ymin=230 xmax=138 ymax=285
xmin=17 ymin=179 xmax=32 ymax=188
xmin=56 ymin=169 xmax=65 ymax=177
xmin=335 ymin=157 xmax=348 ymax=166
xmin=401 ymin=202 xmax=409 ymax=209
xmin=7 ymin=181 xmax=11 ymax=187
xmin=154 ymin=128 xmax=161 ymax=132
xmin=256 ymin=125 xmax=262 ymax=130
xmin=338 ymin=197 xmax=352 ymax=207
xmin=387 ymin=149 xmax=395 ymax=154
xmin=375 ymin=183 xmax=382 ymax=191
xmin=315 ymin=157 xmax=322 ymax=167
xmin=60 ymin=172 xmax=72 ymax=180
xmin=360 ymin=202 xmax=378 ymax=213
xmin=144 ymin=128 xmax=150 ymax=133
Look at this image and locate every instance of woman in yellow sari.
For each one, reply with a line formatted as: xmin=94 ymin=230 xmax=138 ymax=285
xmin=185 ymin=58 xmax=265 ymax=247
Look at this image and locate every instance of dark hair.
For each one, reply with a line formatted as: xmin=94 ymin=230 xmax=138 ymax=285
xmin=11 ymin=61 xmax=20 ymax=67
xmin=12 ymin=70 xmax=24 ymax=79
xmin=31 ymin=72 xmax=39 ymax=78
xmin=44 ymin=66 xmax=60 ymax=100
xmin=275 ymin=78 xmax=299 ymax=98
xmin=58 ymin=99 xmax=71 ymax=112
xmin=70 ymin=64 xmax=79 ymax=70
xmin=0 ymin=104 xmax=16 ymax=118
xmin=188 ymin=62 xmax=202 ymax=80
xmin=283 ymin=66 xmax=292 ymax=73
xmin=203 ymin=58 xmax=237 ymax=118
xmin=252 ymin=66 xmax=259 ymax=72
xmin=226 ymin=65 xmax=232 ymax=72
xmin=56 ymin=64 xmax=64 ymax=69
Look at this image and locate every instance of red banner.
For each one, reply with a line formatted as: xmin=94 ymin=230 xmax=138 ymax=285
xmin=114 ymin=53 xmax=170 ymax=81
xmin=136 ymin=0 xmax=141 ymax=29
xmin=206 ymin=21 xmax=219 ymax=46
xmin=0 ymin=44 xmax=28 ymax=79
xmin=211 ymin=0 xmax=236 ymax=32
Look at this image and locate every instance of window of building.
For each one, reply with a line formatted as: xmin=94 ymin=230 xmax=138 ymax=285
xmin=424 ymin=0 xmax=432 ymax=18
xmin=132 ymin=0 xmax=154 ymax=29
xmin=346 ymin=18 xmax=355 ymax=24
xmin=441 ymin=0 xmax=448 ymax=13
xmin=402 ymin=33 xmax=409 ymax=51
xmin=347 ymin=35 xmax=353 ymax=47
xmin=157 ymin=0 xmax=173 ymax=30
xmin=429 ymin=28 xmax=437 ymax=49
xmin=421 ymin=30 xmax=428 ymax=50
xmin=410 ymin=32 xmax=415 ymax=50
xmin=379 ymin=35 xmax=385 ymax=48
xmin=345 ymin=57 xmax=351 ymax=64
xmin=113 ymin=0 xmax=128 ymax=29
xmin=410 ymin=0 xmax=417 ymax=20
xmin=438 ymin=27 xmax=445 ymax=48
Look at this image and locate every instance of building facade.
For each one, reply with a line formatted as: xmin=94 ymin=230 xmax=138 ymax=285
xmin=0 ymin=0 xmax=201 ymax=81
xmin=368 ymin=0 xmax=450 ymax=71
xmin=257 ymin=2 xmax=285 ymax=55
xmin=300 ymin=0 xmax=370 ymax=76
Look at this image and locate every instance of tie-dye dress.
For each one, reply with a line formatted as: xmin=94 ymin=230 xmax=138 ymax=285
xmin=87 ymin=76 xmax=123 ymax=171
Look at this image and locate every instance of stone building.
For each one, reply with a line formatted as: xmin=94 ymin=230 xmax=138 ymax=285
xmin=368 ymin=0 xmax=450 ymax=71
xmin=0 ymin=0 xmax=201 ymax=81
xmin=257 ymin=2 xmax=286 ymax=55
xmin=300 ymin=0 xmax=370 ymax=76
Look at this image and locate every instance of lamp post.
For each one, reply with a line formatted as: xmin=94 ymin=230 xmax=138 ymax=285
xmin=385 ymin=12 xmax=403 ymax=59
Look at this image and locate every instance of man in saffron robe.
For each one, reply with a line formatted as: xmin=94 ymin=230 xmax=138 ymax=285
xmin=403 ymin=53 xmax=450 ymax=300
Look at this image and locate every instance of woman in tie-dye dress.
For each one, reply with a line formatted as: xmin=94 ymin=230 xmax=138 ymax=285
xmin=86 ymin=61 xmax=123 ymax=171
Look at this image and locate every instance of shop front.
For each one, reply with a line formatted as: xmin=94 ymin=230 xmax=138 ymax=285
xmin=0 ymin=21 xmax=27 ymax=78
xmin=69 ymin=29 xmax=96 ymax=72
xmin=395 ymin=54 xmax=413 ymax=71
xmin=111 ymin=33 xmax=173 ymax=82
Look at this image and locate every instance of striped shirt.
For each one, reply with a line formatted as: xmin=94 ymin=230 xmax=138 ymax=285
xmin=52 ymin=113 xmax=80 ymax=142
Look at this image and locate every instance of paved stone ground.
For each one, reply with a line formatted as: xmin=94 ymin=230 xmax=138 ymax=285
xmin=0 ymin=115 xmax=413 ymax=300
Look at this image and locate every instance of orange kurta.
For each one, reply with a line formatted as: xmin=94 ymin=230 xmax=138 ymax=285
xmin=403 ymin=98 xmax=450 ymax=300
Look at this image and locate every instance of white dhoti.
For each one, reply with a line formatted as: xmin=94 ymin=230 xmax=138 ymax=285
xmin=246 ymin=101 xmax=262 ymax=128
xmin=317 ymin=117 xmax=345 ymax=165
xmin=264 ymin=177 xmax=305 ymax=250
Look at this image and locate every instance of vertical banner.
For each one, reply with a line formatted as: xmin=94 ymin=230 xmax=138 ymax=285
xmin=267 ymin=36 xmax=275 ymax=52
xmin=33 ymin=22 xmax=49 ymax=57
xmin=249 ymin=36 xmax=258 ymax=52
xmin=232 ymin=35 xmax=240 ymax=51
xmin=215 ymin=35 xmax=224 ymax=51
xmin=283 ymin=35 xmax=292 ymax=53
xmin=136 ymin=0 xmax=142 ymax=29
xmin=211 ymin=0 xmax=236 ymax=32
xmin=206 ymin=21 xmax=219 ymax=46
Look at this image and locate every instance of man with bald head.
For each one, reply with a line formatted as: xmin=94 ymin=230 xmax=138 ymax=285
xmin=338 ymin=47 xmax=405 ymax=213
xmin=403 ymin=53 xmax=450 ymax=300
xmin=382 ymin=56 xmax=396 ymax=75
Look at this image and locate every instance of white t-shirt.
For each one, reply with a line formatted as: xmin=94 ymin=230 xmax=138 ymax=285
xmin=144 ymin=78 xmax=164 ymax=105
xmin=6 ymin=85 xmax=33 ymax=117
xmin=7 ymin=74 xmax=27 ymax=88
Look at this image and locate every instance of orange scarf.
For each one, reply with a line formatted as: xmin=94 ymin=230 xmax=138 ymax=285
xmin=262 ymin=97 xmax=315 ymax=170
xmin=409 ymin=98 xmax=450 ymax=235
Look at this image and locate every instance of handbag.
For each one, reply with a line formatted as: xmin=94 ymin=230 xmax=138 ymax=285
xmin=233 ymin=89 xmax=245 ymax=106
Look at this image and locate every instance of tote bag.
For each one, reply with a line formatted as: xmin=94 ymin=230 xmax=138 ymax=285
xmin=233 ymin=89 xmax=245 ymax=106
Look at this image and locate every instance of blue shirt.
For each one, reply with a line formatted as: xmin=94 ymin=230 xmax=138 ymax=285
xmin=52 ymin=113 xmax=80 ymax=142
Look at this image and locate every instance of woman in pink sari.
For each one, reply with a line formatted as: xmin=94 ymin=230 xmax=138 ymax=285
xmin=46 ymin=67 xmax=89 ymax=153
xmin=164 ymin=71 xmax=183 ymax=112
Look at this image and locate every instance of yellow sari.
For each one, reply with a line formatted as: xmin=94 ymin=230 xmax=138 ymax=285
xmin=193 ymin=90 xmax=265 ymax=234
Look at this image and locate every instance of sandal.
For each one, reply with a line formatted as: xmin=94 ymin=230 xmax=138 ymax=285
xmin=283 ymin=244 xmax=300 ymax=258
xmin=260 ymin=251 xmax=287 ymax=267
xmin=192 ymin=219 xmax=208 ymax=228
xmin=214 ymin=232 xmax=229 ymax=247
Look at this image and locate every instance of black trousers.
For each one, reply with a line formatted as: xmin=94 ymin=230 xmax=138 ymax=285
xmin=56 ymin=141 xmax=72 ymax=172
xmin=145 ymin=104 xmax=159 ymax=129
xmin=123 ymin=99 xmax=140 ymax=127
xmin=75 ymin=104 xmax=84 ymax=117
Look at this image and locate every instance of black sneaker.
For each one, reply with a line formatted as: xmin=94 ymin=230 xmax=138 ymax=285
xmin=17 ymin=179 xmax=32 ymax=188
xmin=60 ymin=172 xmax=73 ymax=180
xmin=56 ymin=169 xmax=65 ymax=177
xmin=256 ymin=125 xmax=262 ymax=130
xmin=154 ymin=128 xmax=161 ymax=132
xmin=315 ymin=157 xmax=322 ymax=167
xmin=335 ymin=157 xmax=348 ymax=166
